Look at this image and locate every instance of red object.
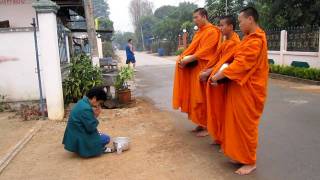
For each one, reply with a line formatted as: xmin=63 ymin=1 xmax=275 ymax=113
xmin=117 ymin=89 xmax=131 ymax=104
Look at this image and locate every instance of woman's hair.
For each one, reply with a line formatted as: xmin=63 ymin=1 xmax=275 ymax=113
xmin=86 ymin=87 xmax=107 ymax=101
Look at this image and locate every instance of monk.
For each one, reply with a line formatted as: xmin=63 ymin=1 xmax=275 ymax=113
xmin=172 ymin=8 xmax=221 ymax=137
xmin=210 ymin=7 xmax=269 ymax=175
xmin=198 ymin=15 xmax=240 ymax=145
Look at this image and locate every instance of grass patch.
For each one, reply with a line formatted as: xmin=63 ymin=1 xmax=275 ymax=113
xmin=270 ymin=64 xmax=320 ymax=81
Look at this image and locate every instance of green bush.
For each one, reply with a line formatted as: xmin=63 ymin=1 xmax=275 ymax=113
xmin=102 ymin=41 xmax=115 ymax=58
xmin=115 ymin=66 xmax=134 ymax=90
xmin=62 ymin=54 xmax=103 ymax=104
xmin=175 ymin=48 xmax=185 ymax=56
xmin=270 ymin=64 xmax=320 ymax=81
xmin=0 ymin=95 xmax=6 ymax=112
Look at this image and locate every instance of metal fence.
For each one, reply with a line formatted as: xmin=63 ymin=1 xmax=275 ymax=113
xmin=286 ymin=26 xmax=319 ymax=52
xmin=57 ymin=23 xmax=69 ymax=64
xmin=266 ymin=29 xmax=281 ymax=51
xmin=236 ymin=26 xmax=319 ymax=52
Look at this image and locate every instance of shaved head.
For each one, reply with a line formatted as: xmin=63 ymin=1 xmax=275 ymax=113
xmin=193 ymin=8 xmax=208 ymax=20
xmin=220 ymin=15 xmax=236 ymax=30
xmin=240 ymin=7 xmax=259 ymax=23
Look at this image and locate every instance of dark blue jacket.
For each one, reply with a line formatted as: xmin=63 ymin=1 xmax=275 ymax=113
xmin=62 ymin=97 xmax=102 ymax=157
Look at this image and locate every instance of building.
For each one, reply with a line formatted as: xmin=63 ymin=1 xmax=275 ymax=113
xmin=0 ymin=0 xmax=110 ymax=120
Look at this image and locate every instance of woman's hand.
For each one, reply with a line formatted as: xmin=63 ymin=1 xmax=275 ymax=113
xmin=93 ymin=106 xmax=102 ymax=118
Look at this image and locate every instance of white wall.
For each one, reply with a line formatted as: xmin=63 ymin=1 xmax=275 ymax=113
xmin=0 ymin=0 xmax=35 ymax=27
xmin=268 ymin=30 xmax=320 ymax=68
xmin=0 ymin=30 xmax=42 ymax=101
xmin=269 ymin=51 xmax=320 ymax=68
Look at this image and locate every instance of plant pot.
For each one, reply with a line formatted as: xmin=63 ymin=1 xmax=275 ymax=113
xmin=116 ymin=89 xmax=131 ymax=104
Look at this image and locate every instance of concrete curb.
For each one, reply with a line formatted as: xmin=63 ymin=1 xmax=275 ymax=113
xmin=0 ymin=120 xmax=44 ymax=174
xmin=269 ymin=73 xmax=320 ymax=85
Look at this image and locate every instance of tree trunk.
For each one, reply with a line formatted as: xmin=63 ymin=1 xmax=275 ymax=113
xmin=84 ymin=0 xmax=99 ymax=65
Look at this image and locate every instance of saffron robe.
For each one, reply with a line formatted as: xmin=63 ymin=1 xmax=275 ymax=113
xmin=206 ymin=32 xmax=240 ymax=143
xmin=222 ymin=27 xmax=269 ymax=164
xmin=172 ymin=23 xmax=220 ymax=127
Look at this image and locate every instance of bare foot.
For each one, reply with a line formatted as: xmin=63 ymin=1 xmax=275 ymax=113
xmin=191 ymin=126 xmax=204 ymax=133
xmin=229 ymin=159 xmax=242 ymax=165
xmin=196 ymin=130 xmax=209 ymax=137
xmin=210 ymin=140 xmax=221 ymax=145
xmin=235 ymin=164 xmax=256 ymax=175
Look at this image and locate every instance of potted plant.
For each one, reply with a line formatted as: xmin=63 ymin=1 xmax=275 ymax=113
xmin=114 ymin=66 xmax=134 ymax=104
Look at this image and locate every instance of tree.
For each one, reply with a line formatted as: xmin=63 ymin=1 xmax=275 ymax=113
xmin=262 ymin=0 xmax=320 ymax=28
xmin=84 ymin=0 xmax=99 ymax=63
xmin=154 ymin=5 xmax=177 ymax=19
xmin=205 ymin=0 xmax=253 ymax=23
xmin=170 ymin=2 xmax=198 ymax=22
xmin=205 ymin=0 xmax=320 ymax=29
xmin=113 ymin=31 xmax=137 ymax=50
xmin=150 ymin=2 xmax=198 ymax=54
xmin=129 ymin=0 xmax=153 ymax=50
xmin=92 ymin=0 xmax=110 ymax=18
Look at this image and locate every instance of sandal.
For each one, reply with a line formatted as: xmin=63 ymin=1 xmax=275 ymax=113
xmin=103 ymin=147 xmax=115 ymax=153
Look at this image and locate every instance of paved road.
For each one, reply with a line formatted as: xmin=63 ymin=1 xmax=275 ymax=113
xmin=121 ymin=51 xmax=320 ymax=180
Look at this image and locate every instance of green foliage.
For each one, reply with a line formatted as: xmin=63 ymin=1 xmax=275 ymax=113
xmin=0 ymin=94 xmax=6 ymax=112
xmin=175 ymin=48 xmax=185 ymax=56
xmin=115 ymin=67 xmax=134 ymax=90
xmin=205 ymin=0 xmax=320 ymax=29
xmin=206 ymin=0 xmax=253 ymax=24
xmin=141 ymin=16 xmax=157 ymax=38
xmin=151 ymin=41 xmax=159 ymax=53
xmin=113 ymin=31 xmax=137 ymax=50
xmin=169 ymin=2 xmax=198 ymax=22
xmin=62 ymin=54 xmax=103 ymax=104
xmin=154 ymin=5 xmax=177 ymax=19
xmin=96 ymin=18 xmax=114 ymax=30
xmin=126 ymin=2 xmax=198 ymax=52
xmin=102 ymin=41 xmax=115 ymax=58
xmin=270 ymin=64 xmax=320 ymax=81
xmin=264 ymin=0 xmax=320 ymax=28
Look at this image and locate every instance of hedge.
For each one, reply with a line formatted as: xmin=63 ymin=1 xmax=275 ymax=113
xmin=269 ymin=64 xmax=320 ymax=81
xmin=175 ymin=48 xmax=185 ymax=56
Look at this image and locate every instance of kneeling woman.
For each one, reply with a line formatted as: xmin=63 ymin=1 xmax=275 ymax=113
xmin=62 ymin=87 xmax=112 ymax=157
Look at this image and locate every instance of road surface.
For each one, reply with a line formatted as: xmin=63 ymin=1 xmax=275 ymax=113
xmin=124 ymin=51 xmax=320 ymax=180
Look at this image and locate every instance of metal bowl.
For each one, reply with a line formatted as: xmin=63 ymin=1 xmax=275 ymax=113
xmin=113 ymin=137 xmax=130 ymax=152
xmin=218 ymin=63 xmax=229 ymax=72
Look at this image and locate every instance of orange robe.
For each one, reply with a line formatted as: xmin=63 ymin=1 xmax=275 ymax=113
xmin=222 ymin=28 xmax=269 ymax=164
xmin=172 ymin=23 xmax=220 ymax=127
xmin=206 ymin=32 xmax=240 ymax=144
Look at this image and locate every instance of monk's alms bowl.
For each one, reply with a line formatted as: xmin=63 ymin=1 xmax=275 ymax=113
xmin=113 ymin=137 xmax=130 ymax=152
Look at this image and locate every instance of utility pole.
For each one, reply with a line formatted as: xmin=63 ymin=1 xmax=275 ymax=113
xmin=138 ymin=0 xmax=145 ymax=51
xmin=140 ymin=23 xmax=145 ymax=50
xmin=225 ymin=0 xmax=228 ymax=15
xmin=83 ymin=0 xmax=100 ymax=66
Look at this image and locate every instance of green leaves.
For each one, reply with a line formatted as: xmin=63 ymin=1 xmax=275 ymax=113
xmin=62 ymin=54 xmax=103 ymax=104
xmin=270 ymin=64 xmax=320 ymax=81
xmin=175 ymin=47 xmax=185 ymax=56
xmin=115 ymin=67 xmax=134 ymax=90
xmin=205 ymin=0 xmax=320 ymax=29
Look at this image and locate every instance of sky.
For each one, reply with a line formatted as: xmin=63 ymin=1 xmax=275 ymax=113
xmin=108 ymin=0 xmax=205 ymax=32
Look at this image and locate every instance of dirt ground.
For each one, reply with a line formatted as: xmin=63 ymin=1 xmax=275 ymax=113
xmin=0 ymin=99 xmax=239 ymax=180
xmin=0 ymin=113 xmax=37 ymax=158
